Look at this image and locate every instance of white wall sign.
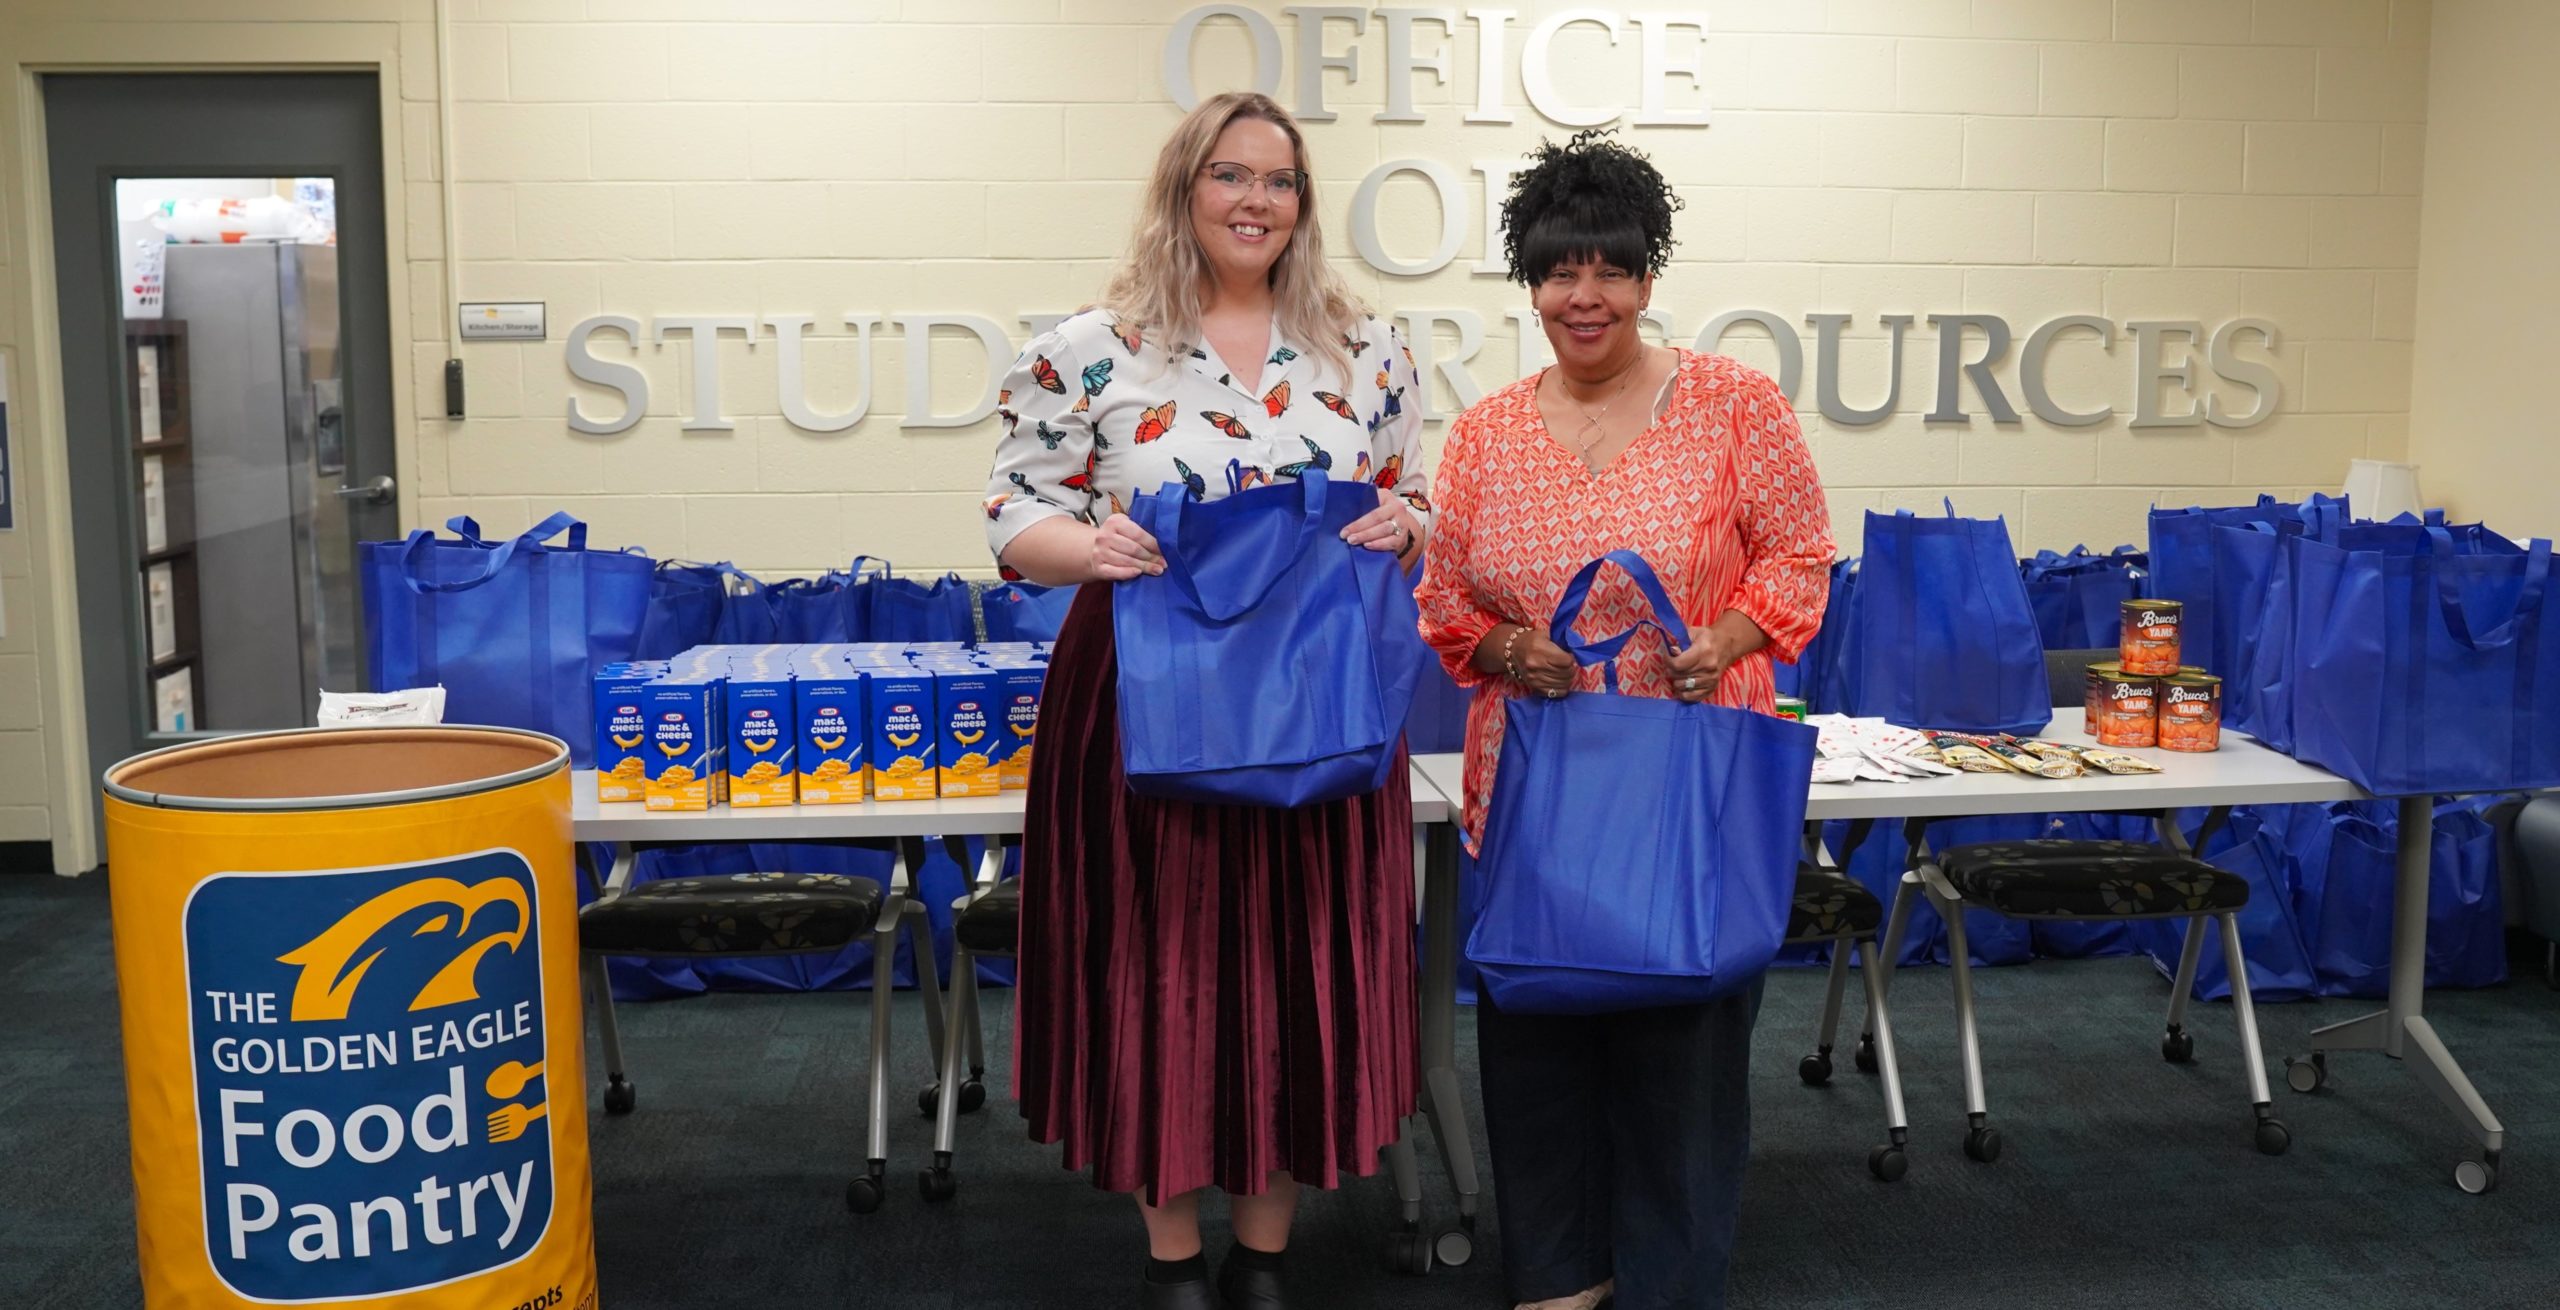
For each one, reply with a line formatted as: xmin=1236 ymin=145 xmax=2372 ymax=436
xmin=457 ymin=302 xmax=546 ymax=341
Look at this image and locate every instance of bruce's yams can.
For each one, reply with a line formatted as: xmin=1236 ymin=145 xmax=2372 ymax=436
xmin=2120 ymin=599 xmax=2183 ymax=676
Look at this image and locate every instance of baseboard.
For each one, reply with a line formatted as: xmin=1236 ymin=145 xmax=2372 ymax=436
xmin=0 ymin=842 xmax=55 ymax=876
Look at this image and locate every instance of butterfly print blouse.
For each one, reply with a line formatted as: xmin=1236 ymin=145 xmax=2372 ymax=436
xmin=1414 ymin=350 xmax=1835 ymax=849
xmin=984 ymin=308 xmax=1432 ymax=568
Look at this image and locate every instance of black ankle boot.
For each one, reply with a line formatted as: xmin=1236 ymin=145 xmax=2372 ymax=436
xmin=1141 ymin=1260 xmax=1215 ymax=1310
xmin=1217 ymin=1246 xmax=1286 ymax=1310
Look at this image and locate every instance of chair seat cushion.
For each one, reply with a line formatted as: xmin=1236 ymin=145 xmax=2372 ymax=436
xmin=954 ymin=879 xmax=1021 ymax=956
xmin=1788 ymin=866 xmax=1883 ymax=941
xmin=579 ymin=871 xmax=884 ymax=955
xmin=1938 ymin=840 xmax=2247 ymax=918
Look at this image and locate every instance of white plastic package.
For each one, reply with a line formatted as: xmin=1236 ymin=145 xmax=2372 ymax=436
xmin=317 ymin=686 xmax=447 ymax=728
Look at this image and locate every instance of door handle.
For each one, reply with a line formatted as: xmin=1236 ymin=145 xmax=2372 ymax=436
xmin=333 ymin=475 xmax=395 ymax=507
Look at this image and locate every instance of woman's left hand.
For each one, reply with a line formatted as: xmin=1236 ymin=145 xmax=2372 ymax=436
xmin=1341 ymin=487 xmax=1422 ymax=558
xmin=1668 ymin=614 xmax=1764 ymax=703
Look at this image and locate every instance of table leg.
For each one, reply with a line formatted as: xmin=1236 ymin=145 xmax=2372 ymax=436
xmin=2298 ymin=795 xmax=2506 ymax=1190
xmin=1417 ymin=822 xmax=1480 ymax=1230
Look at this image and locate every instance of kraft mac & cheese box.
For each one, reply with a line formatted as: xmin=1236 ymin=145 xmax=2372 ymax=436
xmin=868 ymin=667 xmax=938 ymax=800
xmin=983 ymin=660 xmax=1046 ymax=790
xmin=644 ymin=676 xmax=724 ymax=811
xmin=934 ymin=668 xmax=1002 ymax=797
xmin=795 ymin=665 xmax=868 ymax=804
xmin=594 ymin=664 xmax=663 ymax=802
xmin=727 ymin=671 xmax=797 ymax=806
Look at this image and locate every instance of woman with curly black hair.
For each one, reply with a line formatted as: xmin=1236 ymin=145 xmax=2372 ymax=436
xmin=1415 ymin=132 xmax=1834 ymax=1310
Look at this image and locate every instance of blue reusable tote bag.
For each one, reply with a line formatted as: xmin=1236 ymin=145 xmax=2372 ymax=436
xmin=361 ymin=511 xmax=650 ymax=764
xmin=1466 ymin=552 xmax=1819 ymax=1015
xmin=2300 ymin=799 xmax=2509 ymax=997
xmin=2022 ymin=545 xmax=2145 ymax=649
xmin=635 ymin=560 xmax=737 ymax=659
xmin=2149 ymin=494 xmax=2349 ymax=685
xmin=867 ymin=566 xmax=975 ymax=644
xmin=1842 ymin=506 xmax=2049 ymax=735
xmin=2127 ymin=807 xmax=2320 ymax=1002
xmin=982 ymin=581 xmax=1081 ymax=643
xmin=1113 ymin=469 xmax=1424 ymax=807
xmin=2293 ymin=531 xmax=2560 ymax=795
xmin=710 ymin=567 xmax=783 ymax=645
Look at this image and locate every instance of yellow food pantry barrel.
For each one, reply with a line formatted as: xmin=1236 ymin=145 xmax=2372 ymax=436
xmin=103 ymin=726 xmax=597 ymax=1309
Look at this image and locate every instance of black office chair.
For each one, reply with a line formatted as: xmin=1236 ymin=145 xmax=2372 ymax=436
xmin=576 ymin=838 xmax=951 ymax=1214
xmin=1870 ymin=648 xmax=2291 ymax=1162
xmin=1790 ymin=821 xmax=1912 ymax=1182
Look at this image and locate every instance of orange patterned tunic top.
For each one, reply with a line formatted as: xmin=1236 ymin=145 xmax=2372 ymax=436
xmin=1415 ymin=350 xmax=1835 ymax=850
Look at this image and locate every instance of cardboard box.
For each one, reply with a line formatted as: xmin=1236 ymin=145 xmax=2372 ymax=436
xmin=984 ymin=661 xmax=1046 ymax=790
xmin=593 ymin=665 xmax=662 ymax=803
xmin=795 ymin=665 xmax=868 ymax=805
xmin=643 ymin=676 xmax=724 ymax=811
xmin=867 ymin=668 xmax=939 ymax=801
xmin=727 ymin=672 xmax=797 ymax=807
xmin=934 ymin=668 xmax=1003 ymax=797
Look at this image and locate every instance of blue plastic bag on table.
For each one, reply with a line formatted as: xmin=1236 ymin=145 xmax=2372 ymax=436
xmin=2148 ymin=494 xmax=2349 ymax=686
xmin=2294 ymin=797 xmax=2508 ymax=998
xmin=982 ymin=580 xmax=1080 ymax=643
xmin=1467 ymin=552 xmax=1819 ymax=1014
xmin=1776 ymin=558 xmax=1856 ymax=712
xmin=1114 ymin=469 xmax=1426 ymax=807
xmin=361 ymin=511 xmax=650 ymax=765
xmin=2292 ymin=531 xmax=2560 ymax=795
xmin=1841 ymin=506 xmax=2049 ymax=735
xmin=2124 ymin=807 xmax=2320 ymax=1002
xmin=635 ymin=560 xmax=741 ymax=659
xmin=867 ymin=566 xmax=974 ymax=644
xmin=2022 ymin=546 xmax=2146 ymax=649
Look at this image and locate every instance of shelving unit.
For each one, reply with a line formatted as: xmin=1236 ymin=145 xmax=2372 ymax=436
xmin=126 ymin=319 xmax=202 ymax=732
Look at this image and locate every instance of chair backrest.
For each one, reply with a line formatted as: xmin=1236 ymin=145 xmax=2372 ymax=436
xmin=2044 ymin=647 xmax=2114 ymax=708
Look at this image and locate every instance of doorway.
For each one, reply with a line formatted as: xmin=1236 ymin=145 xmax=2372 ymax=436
xmin=45 ymin=73 xmax=397 ymax=777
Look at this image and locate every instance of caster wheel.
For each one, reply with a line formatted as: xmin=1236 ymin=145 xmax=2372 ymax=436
xmin=2255 ymin=1119 xmax=2291 ymax=1156
xmin=1385 ymin=1229 xmax=1434 ymax=1276
xmin=918 ymin=1166 xmax=956 ymax=1204
xmin=1799 ymin=1052 xmax=1833 ymax=1086
xmin=917 ymin=1083 xmax=941 ymax=1117
xmin=2161 ymin=1030 xmax=2196 ymax=1064
xmin=1868 ymin=1145 xmax=1908 ymax=1182
xmin=602 ymin=1077 xmax=636 ymax=1116
xmin=1854 ymin=1036 xmax=1878 ymax=1075
xmin=1964 ymin=1126 xmax=2003 ymax=1164
xmin=845 ymin=1175 xmax=885 ymax=1214
xmin=2455 ymin=1159 xmax=2499 ymax=1195
xmin=958 ymin=1079 xmax=988 ymax=1114
xmin=1432 ymin=1227 xmax=1474 ymax=1268
xmin=2285 ymin=1055 xmax=2327 ymax=1095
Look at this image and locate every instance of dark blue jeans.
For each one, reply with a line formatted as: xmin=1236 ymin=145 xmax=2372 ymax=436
xmin=1478 ymin=982 xmax=1762 ymax=1310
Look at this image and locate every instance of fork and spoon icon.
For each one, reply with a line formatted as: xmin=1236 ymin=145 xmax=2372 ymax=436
xmin=484 ymin=1059 xmax=548 ymax=1143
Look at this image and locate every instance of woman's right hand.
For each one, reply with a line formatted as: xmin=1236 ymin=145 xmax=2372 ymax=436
xmin=1511 ymin=629 xmax=1579 ymax=698
xmin=1091 ymin=514 xmax=1164 ymax=581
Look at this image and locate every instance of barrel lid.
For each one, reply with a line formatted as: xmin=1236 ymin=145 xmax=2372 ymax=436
xmin=103 ymin=725 xmax=568 ymax=812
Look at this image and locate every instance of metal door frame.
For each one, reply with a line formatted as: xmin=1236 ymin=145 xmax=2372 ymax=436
xmin=38 ymin=71 xmax=401 ymax=854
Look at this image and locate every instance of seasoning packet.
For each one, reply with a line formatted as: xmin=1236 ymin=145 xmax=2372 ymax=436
xmin=1927 ymin=733 xmax=2019 ymax=774
xmin=2047 ymin=742 xmax=2164 ymax=776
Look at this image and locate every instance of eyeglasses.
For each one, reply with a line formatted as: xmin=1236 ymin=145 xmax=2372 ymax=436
xmin=1200 ymin=161 xmax=1308 ymax=203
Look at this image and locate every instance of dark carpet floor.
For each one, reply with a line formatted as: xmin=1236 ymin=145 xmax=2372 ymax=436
xmin=7 ymin=868 xmax=2558 ymax=1308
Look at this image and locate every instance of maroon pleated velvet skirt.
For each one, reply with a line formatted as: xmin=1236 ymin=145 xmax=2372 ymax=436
xmin=1013 ymin=582 xmax=1417 ymax=1202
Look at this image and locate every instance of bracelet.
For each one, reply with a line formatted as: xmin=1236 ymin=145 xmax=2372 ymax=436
xmin=1499 ymin=626 xmax=1526 ymax=680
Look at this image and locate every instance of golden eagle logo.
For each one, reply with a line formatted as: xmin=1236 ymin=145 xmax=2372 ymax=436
xmin=276 ymin=876 xmax=531 ymax=1023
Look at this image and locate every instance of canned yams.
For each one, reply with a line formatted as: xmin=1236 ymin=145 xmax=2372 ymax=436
xmin=2094 ymin=672 xmax=2159 ymax=748
xmin=2121 ymin=599 xmax=2183 ymax=676
xmin=2083 ymin=660 xmax=2121 ymax=734
xmin=2159 ymin=673 xmax=2222 ymax=752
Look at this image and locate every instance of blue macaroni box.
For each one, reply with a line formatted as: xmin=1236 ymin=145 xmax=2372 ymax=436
xmin=933 ymin=668 xmax=1002 ymax=797
xmin=795 ymin=665 xmax=868 ymax=804
xmin=643 ymin=676 xmax=724 ymax=811
xmin=982 ymin=661 xmax=1046 ymax=791
xmin=867 ymin=667 xmax=938 ymax=801
xmin=727 ymin=671 xmax=797 ymax=806
xmin=593 ymin=665 xmax=662 ymax=803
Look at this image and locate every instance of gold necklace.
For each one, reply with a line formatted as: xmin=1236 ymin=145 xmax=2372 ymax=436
xmin=1555 ymin=349 xmax=1649 ymax=454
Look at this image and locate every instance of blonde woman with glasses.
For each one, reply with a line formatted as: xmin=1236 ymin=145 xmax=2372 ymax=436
xmin=983 ymin=90 xmax=1432 ymax=1310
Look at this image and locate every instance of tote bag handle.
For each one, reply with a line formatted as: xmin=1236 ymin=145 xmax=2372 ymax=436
xmin=1138 ymin=469 xmax=1332 ymax=621
xmin=2427 ymin=530 xmax=2552 ymax=652
xmin=1551 ymin=551 xmax=1693 ymax=691
xmin=399 ymin=512 xmax=585 ymax=596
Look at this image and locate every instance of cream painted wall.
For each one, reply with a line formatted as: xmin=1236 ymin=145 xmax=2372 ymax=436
xmin=0 ymin=0 xmax=2435 ymax=865
xmin=2407 ymin=0 xmax=2560 ymax=537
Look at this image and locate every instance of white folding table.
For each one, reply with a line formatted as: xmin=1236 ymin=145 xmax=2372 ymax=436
xmin=1409 ymin=729 xmax=2514 ymax=1197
